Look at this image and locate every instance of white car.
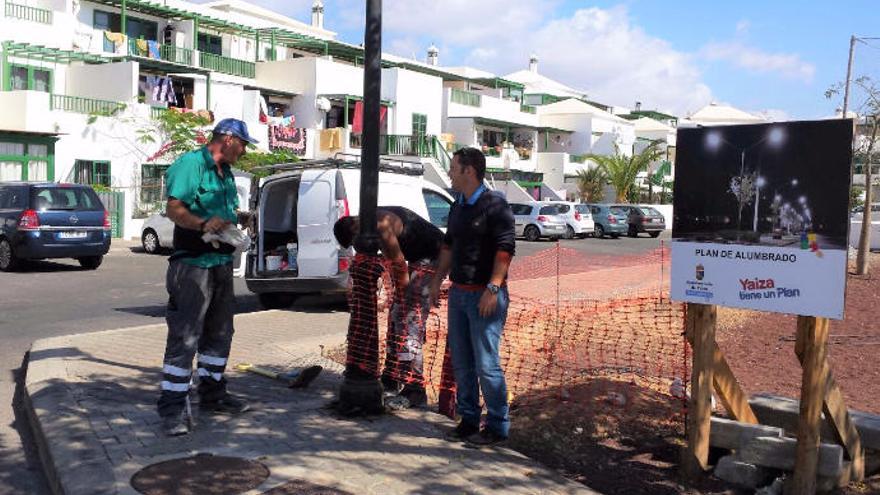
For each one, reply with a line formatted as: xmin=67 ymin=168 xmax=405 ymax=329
xmin=140 ymin=212 xmax=175 ymax=254
xmin=546 ymin=201 xmax=595 ymax=239
xmin=509 ymin=202 xmax=567 ymax=241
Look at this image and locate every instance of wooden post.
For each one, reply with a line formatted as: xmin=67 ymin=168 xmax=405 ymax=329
xmin=788 ymin=316 xmax=830 ymax=495
xmin=683 ymin=303 xmax=716 ymax=479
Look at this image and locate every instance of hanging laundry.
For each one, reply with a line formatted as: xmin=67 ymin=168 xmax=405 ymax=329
xmin=152 ymin=77 xmax=177 ymax=105
xmin=135 ymin=39 xmax=149 ymax=56
xmin=258 ymin=96 xmax=269 ymax=124
xmin=269 ymin=125 xmax=307 ymax=156
xmin=319 ymin=128 xmax=342 ymax=151
xmin=104 ymin=31 xmax=126 ymax=53
xmin=147 ymin=40 xmax=161 ymax=60
xmin=351 ymin=101 xmax=388 ymax=135
xmin=352 ymin=100 xmax=364 ymax=135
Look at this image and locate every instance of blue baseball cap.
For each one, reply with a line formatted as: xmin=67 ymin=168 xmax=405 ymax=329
xmin=212 ymin=118 xmax=259 ymax=144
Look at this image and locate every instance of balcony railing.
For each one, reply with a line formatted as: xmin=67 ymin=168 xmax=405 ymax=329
xmin=4 ymin=1 xmax=52 ymax=24
xmin=199 ymin=52 xmax=256 ymax=78
xmin=520 ymin=104 xmax=537 ymax=114
xmin=128 ymin=39 xmax=193 ymax=66
xmin=150 ymin=106 xmax=168 ymax=119
xmin=450 ymin=88 xmax=481 ymax=107
xmin=350 ymin=134 xmax=434 ymax=157
xmin=570 ymin=154 xmax=589 ymax=163
xmin=51 ymin=94 xmax=126 ymax=116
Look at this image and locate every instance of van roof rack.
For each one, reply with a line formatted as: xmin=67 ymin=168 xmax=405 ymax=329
xmin=252 ymin=155 xmax=424 ymax=176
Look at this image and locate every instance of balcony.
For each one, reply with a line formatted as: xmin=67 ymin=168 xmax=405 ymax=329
xmin=520 ymin=104 xmax=537 ymax=114
xmin=51 ymin=94 xmax=126 ymax=116
xmin=199 ymin=53 xmax=256 ymax=78
xmin=127 ymin=39 xmax=193 ymax=66
xmin=4 ymin=0 xmax=52 ymax=24
xmin=450 ymin=88 xmax=481 ymax=107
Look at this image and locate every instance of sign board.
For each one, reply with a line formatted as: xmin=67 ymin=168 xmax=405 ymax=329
xmin=670 ymin=120 xmax=853 ymax=319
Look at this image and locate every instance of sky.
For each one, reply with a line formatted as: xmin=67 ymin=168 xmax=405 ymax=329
xmin=217 ymin=0 xmax=880 ymax=120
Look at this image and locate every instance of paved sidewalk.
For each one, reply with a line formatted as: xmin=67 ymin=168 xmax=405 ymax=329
xmin=25 ymin=310 xmax=599 ymax=495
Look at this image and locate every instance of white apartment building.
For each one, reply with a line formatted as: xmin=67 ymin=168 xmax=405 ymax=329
xmin=0 ymin=0 xmax=451 ymax=238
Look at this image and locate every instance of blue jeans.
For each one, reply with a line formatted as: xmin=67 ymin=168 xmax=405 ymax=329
xmin=447 ymin=285 xmax=510 ymax=437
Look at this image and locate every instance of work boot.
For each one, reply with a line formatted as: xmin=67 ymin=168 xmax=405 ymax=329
xmin=465 ymin=428 xmax=508 ymax=448
xmin=199 ymin=393 xmax=250 ymax=415
xmin=398 ymin=385 xmax=427 ymax=408
xmin=162 ymin=409 xmax=191 ymax=437
xmin=380 ymin=375 xmax=401 ymax=395
xmin=444 ymin=421 xmax=480 ymax=442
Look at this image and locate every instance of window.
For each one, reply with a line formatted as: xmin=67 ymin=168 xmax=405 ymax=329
xmin=74 ymin=160 xmax=111 ymax=187
xmin=140 ymin=163 xmax=170 ymax=204
xmin=94 ymin=10 xmax=156 ymax=52
xmin=198 ymin=33 xmax=222 ymax=55
xmin=0 ymin=137 xmax=54 ymax=182
xmin=411 ymin=113 xmax=427 ymax=137
xmin=539 ymin=205 xmax=560 ymax=215
xmin=5 ymin=65 xmax=51 ymax=92
xmin=0 ymin=187 xmax=24 ymax=209
xmin=422 ymin=190 xmax=452 ymax=228
xmin=31 ymin=187 xmax=102 ymax=211
xmin=264 ymin=47 xmax=276 ymax=61
xmin=510 ymin=204 xmax=531 ymax=215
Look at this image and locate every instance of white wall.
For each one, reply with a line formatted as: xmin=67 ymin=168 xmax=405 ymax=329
xmin=444 ymin=88 xmax=538 ymax=128
xmin=0 ymin=91 xmax=55 ymax=133
xmin=444 ymin=118 xmax=476 ymax=146
xmin=66 ymin=62 xmax=138 ymax=102
xmin=536 ymin=152 xmax=567 ymax=190
xmin=384 ymin=68 xmax=443 ymax=136
xmin=209 ymin=80 xmax=244 ymax=122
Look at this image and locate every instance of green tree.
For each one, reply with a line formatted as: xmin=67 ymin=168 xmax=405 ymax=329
xmin=575 ymin=166 xmax=606 ymax=202
xmin=587 ymin=141 xmax=663 ymax=203
xmin=135 ymin=109 xmax=213 ymax=160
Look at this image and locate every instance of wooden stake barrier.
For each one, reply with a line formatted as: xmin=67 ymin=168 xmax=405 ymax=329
xmin=682 ymin=307 xmax=864 ymax=494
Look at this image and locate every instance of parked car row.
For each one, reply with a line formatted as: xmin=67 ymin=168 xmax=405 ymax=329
xmin=510 ymin=201 xmax=666 ymax=241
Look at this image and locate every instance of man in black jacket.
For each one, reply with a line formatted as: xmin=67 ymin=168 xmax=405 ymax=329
xmin=334 ymin=206 xmax=444 ymax=407
xmin=429 ymin=147 xmax=515 ymax=447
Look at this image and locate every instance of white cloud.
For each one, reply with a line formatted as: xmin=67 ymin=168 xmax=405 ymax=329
xmin=701 ymin=42 xmax=816 ymax=82
xmin=735 ymin=19 xmax=751 ymax=35
xmin=377 ymin=3 xmax=712 ymax=115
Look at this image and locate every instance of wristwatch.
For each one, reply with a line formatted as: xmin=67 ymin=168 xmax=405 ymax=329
xmin=486 ymin=283 xmax=500 ymax=295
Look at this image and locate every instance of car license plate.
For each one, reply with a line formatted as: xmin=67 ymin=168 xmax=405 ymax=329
xmin=58 ymin=231 xmax=87 ymax=239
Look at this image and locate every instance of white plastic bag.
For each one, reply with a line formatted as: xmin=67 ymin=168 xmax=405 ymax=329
xmin=201 ymin=224 xmax=250 ymax=252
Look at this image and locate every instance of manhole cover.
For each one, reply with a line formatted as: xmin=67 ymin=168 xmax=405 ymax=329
xmin=131 ymin=454 xmax=269 ymax=495
xmin=262 ymin=479 xmax=353 ymax=495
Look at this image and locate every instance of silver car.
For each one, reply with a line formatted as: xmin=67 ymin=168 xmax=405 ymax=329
xmin=510 ymin=202 xmax=567 ymax=241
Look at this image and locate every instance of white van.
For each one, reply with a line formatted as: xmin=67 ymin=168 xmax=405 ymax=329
xmin=245 ymin=158 xmax=454 ymax=308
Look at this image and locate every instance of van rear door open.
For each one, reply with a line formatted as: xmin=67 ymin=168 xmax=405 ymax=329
xmin=297 ymin=170 xmax=337 ymax=277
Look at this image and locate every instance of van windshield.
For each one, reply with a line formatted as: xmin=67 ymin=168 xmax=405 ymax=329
xmin=31 ymin=187 xmax=103 ymax=211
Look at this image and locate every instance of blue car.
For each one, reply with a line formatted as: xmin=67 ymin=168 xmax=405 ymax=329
xmin=0 ymin=182 xmax=111 ymax=271
xmin=579 ymin=203 xmax=629 ymax=238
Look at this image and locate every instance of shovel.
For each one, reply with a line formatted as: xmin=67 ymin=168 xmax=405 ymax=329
xmin=234 ymin=363 xmax=323 ymax=388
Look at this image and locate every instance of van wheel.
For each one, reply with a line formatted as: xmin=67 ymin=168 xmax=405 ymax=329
xmin=524 ymin=225 xmax=540 ymax=242
xmin=0 ymin=239 xmax=21 ymax=272
xmin=258 ymin=292 xmax=298 ymax=309
xmin=142 ymin=229 xmax=160 ymax=254
xmin=594 ymin=225 xmax=605 ymax=239
xmin=78 ymin=256 xmax=103 ymax=270
xmin=564 ymin=225 xmax=575 ymax=239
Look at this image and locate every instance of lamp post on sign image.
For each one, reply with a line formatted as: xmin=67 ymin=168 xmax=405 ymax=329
xmin=753 ymin=175 xmax=766 ymax=232
xmin=705 ymin=127 xmax=786 ymax=233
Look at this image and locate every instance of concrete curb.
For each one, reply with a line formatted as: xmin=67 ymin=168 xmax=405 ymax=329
xmin=23 ymin=312 xmax=302 ymax=495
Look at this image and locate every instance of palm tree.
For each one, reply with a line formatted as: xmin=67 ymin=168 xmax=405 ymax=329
xmin=575 ymin=166 xmax=606 ymax=202
xmin=587 ymin=141 xmax=663 ymax=202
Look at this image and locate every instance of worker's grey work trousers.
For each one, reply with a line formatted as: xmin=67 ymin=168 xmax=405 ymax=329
xmin=157 ymin=260 xmax=235 ymax=418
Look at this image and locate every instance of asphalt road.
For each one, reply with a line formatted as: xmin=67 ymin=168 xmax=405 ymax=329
xmin=0 ymin=230 xmax=669 ymax=494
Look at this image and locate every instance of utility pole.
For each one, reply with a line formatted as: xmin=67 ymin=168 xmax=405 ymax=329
xmin=842 ymin=35 xmax=857 ymax=118
xmin=337 ymin=0 xmax=385 ymax=416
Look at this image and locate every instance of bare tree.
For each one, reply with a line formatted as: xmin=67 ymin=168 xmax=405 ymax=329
xmin=729 ymin=172 xmax=757 ymax=232
xmin=828 ymin=76 xmax=879 ymax=275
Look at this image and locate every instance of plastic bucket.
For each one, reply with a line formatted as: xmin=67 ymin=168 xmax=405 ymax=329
xmin=265 ymin=255 xmax=282 ymax=271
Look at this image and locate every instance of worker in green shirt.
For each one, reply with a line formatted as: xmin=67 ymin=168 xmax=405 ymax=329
xmin=157 ymin=118 xmax=255 ymax=436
